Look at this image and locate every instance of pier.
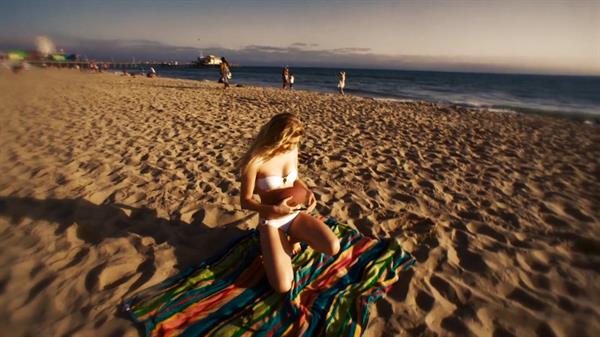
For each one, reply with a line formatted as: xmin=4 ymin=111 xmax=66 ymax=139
xmin=24 ymin=60 xmax=213 ymax=70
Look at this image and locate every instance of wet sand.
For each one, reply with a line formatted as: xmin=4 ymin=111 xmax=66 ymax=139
xmin=0 ymin=69 xmax=599 ymax=337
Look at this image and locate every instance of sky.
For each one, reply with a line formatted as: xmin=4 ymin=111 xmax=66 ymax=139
xmin=0 ymin=0 xmax=598 ymax=75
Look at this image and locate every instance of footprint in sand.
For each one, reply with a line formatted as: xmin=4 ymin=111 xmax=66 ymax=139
xmin=429 ymin=275 xmax=461 ymax=305
xmin=415 ymin=290 xmax=434 ymax=311
xmin=84 ymin=262 xmax=107 ymax=292
xmin=535 ymin=322 xmax=557 ymax=337
xmin=468 ymin=223 xmax=506 ymax=243
xmin=493 ymin=327 xmax=516 ymax=337
xmin=507 ymin=288 xmax=545 ymax=312
xmin=391 ymin=192 xmax=416 ymax=204
xmin=441 ymin=315 xmax=469 ymax=335
xmin=563 ymin=204 xmax=594 ymax=222
xmin=25 ymin=274 xmax=57 ymax=304
xmin=448 ymin=244 xmax=488 ymax=273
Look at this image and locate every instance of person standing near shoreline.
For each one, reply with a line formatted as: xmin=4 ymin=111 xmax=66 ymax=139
xmin=337 ymin=71 xmax=346 ymax=95
xmin=289 ymin=73 xmax=295 ymax=90
xmin=282 ymin=66 xmax=289 ymax=89
xmin=220 ymin=57 xmax=231 ymax=89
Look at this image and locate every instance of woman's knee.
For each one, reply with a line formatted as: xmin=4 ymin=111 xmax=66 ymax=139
xmin=327 ymin=237 xmax=340 ymax=256
xmin=270 ymin=274 xmax=293 ymax=293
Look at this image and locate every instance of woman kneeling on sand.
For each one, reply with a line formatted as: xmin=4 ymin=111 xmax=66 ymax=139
xmin=239 ymin=112 xmax=340 ymax=293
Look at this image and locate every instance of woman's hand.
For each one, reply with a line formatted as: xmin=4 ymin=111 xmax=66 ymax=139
xmin=273 ymin=196 xmax=302 ymax=216
xmin=306 ymin=191 xmax=317 ymax=213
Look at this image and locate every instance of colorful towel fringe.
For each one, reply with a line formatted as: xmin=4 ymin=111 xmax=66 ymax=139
xmin=123 ymin=218 xmax=415 ymax=337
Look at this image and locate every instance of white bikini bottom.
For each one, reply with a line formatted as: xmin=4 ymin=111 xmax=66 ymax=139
xmin=259 ymin=211 xmax=300 ymax=233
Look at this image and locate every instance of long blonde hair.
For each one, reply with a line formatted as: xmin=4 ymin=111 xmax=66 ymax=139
xmin=239 ymin=112 xmax=304 ymax=174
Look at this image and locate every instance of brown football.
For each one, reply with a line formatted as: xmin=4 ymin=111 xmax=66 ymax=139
xmin=261 ymin=180 xmax=309 ymax=207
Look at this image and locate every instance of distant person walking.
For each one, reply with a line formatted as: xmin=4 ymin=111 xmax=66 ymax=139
xmin=282 ymin=66 xmax=290 ymax=89
xmin=337 ymin=71 xmax=346 ymax=96
xmin=147 ymin=66 xmax=157 ymax=78
xmin=220 ymin=57 xmax=231 ymax=89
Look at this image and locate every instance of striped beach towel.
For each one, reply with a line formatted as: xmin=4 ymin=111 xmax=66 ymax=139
xmin=123 ymin=218 xmax=415 ymax=337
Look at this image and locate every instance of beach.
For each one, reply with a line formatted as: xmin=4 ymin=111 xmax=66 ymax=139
xmin=0 ymin=69 xmax=599 ymax=337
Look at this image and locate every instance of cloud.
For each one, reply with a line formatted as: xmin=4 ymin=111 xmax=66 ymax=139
xmin=243 ymin=45 xmax=291 ymax=53
xmin=290 ymin=42 xmax=309 ymax=48
xmin=289 ymin=43 xmax=323 ymax=50
xmin=330 ymin=47 xmax=371 ymax=54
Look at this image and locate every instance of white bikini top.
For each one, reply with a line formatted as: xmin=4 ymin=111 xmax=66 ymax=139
xmin=256 ymin=169 xmax=298 ymax=191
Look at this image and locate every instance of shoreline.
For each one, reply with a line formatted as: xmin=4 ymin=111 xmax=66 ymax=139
xmin=147 ymin=68 xmax=600 ymax=123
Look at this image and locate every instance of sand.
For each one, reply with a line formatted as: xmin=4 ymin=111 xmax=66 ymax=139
xmin=0 ymin=69 xmax=598 ymax=337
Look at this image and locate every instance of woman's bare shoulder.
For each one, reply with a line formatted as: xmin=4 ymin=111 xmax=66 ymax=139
xmin=241 ymin=159 xmax=261 ymax=177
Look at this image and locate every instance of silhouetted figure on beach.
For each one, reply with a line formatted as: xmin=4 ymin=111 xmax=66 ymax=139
xmin=220 ymin=57 xmax=231 ymax=89
xmin=147 ymin=67 xmax=157 ymax=78
xmin=10 ymin=61 xmax=29 ymax=73
xmin=282 ymin=66 xmax=289 ymax=89
xmin=338 ymin=71 xmax=346 ymax=96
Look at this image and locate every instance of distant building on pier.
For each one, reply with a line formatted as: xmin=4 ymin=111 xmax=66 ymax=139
xmin=195 ymin=55 xmax=222 ymax=67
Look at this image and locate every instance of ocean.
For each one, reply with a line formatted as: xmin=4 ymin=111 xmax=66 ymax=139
xmin=151 ymin=66 xmax=600 ymax=119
